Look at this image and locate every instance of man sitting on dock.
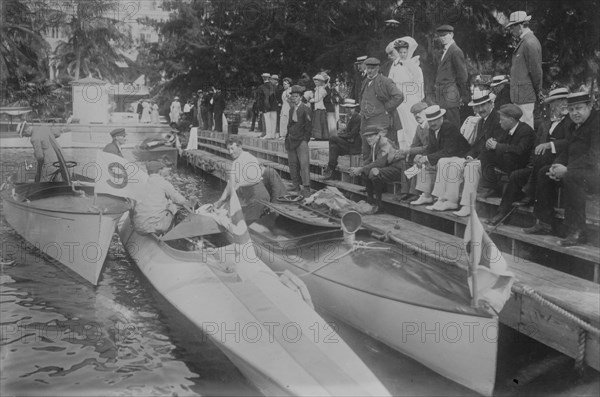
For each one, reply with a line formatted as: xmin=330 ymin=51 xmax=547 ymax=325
xmin=214 ymin=136 xmax=270 ymax=224
xmin=103 ymin=128 xmax=127 ymax=158
xmin=523 ymin=92 xmax=599 ymax=247
xmin=133 ymin=160 xmax=190 ymax=235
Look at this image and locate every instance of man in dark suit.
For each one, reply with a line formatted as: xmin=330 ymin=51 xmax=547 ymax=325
xmin=478 ymin=104 xmax=534 ymax=197
xmin=358 ymin=57 xmax=404 ymax=161
xmin=323 ymin=99 xmax=362 ymax=180
xmin=410 ymin=105 xmax=471 ymax=205
xmin=351 ymin=56 xmax=367 ymax=101
xmin=507 ymin=11 xmax=542 ymax=129
xmin=523 ymin=92 xmax=599 ymax=247
xmin=212 ymin=89 xmax=226 ymax=132
xmin=103 ymin=128 xmax=126 ymax=158
xmin=433 ymin=25 xmax=469 ymax=129
xmin=285 ymin=85 xmax=313 ymax=197
xmin=486 ymin=88 xmax=571 ymax=225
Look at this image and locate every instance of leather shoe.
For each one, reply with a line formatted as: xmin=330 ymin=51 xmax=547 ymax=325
xmin=437 ymin=201 xmax=459 ymax=211
xmin=558 ymin=230 xmax=587 ymax=247
xmin=322 ymin=167 xmax=334 ymax=180
xmin=513 ymin=196 xmax=533 ymax=207
xmin=522 ymin=222 xmax=552 ymax=235
xmin=426 ymin=200 xmax=446 ymax=211
xmin=485 ymin=212 xmax=507 ymax=226
xmin=453 ymin=206 xmax=471 ymax=217
xmin=478 ymin=188 xmax=496 ymax=199
xmin=410 ymin=195 xmax=434 ymax=206
xmin=299 ymin=187 xmax=312 ymax=198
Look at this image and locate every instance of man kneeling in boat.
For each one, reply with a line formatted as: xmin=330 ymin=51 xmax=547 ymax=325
xmin=214 ymin=136 xmax=270 ymax=223
xmin=133 ymin=160 xmax=190 ymax=235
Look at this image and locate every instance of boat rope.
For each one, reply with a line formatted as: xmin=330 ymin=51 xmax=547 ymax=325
xmin=577 ymin=328 xmax=587 ymax=372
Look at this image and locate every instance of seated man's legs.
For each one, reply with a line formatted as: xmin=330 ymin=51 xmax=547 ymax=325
xmin=478 ymin=149 xmax=500 ymax=193
xmin=430 ymin=157 xmax=465 ymax=210
xmin=454 ymin=160 xmax=482 ymax=216
xmin=486 ymin=167 xmax=531 ymax=225
xmin=287 ymin=147 xmax=302 ymax=190
xmin=526 ymin=164 xmax=558 ymax=233
xmin=296 ymin=140 xmax=311 ymax=193
xmin=560 ymin=169 xmax=599 ymax=246
xmin=411 ymin=166 xmax=436 ymax=205
xmin=326 ymin=137 xmax=361 ymax=177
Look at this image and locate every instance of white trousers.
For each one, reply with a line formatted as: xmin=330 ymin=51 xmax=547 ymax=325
xmin=263 ymin=111 xmax=277 ymax=138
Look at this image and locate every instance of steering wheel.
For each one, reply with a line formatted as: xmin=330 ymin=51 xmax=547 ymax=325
xmin=52 ymin=161 xmax=78 ymax=169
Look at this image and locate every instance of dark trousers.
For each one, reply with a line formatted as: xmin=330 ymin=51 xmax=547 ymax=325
xmin=328 ymin=137 xmax=362 ymax=169
xmin=250 ymin=110 xmax=262 ymax=132
xmin=201 ymin=106 xmax=212 ymax=130
xmin=398 ymin=159 xmax=418 ymax=195
xmin=534 ymin=165 xmax=599 ymax=232
xmin=214 ymin=110 xmax=224 ymax=132
xmin=479 ymin=150 xmax=526 ymax=190
xmin=522 ymin=152 xmax=557 ymax=197
xmin=362 ymin=162 xmax=403 ymax=204
xmin=498 ymin=167 xmax=531 ymax=214
xmin=287 ymin=140 xmax=310 ymax=189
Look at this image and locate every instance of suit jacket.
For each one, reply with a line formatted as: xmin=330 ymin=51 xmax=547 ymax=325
xmin=555 ymin=110 xmax=600 ymax=174
xmin=286 ymin=103 xmax=312 ymax=151
xmin=425 ymin=120 xmax=471 ymax=165
xmin=509 ymin=31 xmax=542 ymax=104
xmin=527 ymin=115 xmax=571 ymax=166
xmin=434 ymin=42 xmax=468 ymax=109
xmin=362 ymin=136 xmax=397 ymax=172
xmin=494 ymin=121 xmax=535 ymax=167
xmin=493 ymin=85 xmax=511 ymax=110
xmin=103 ymin=141 xmax=123 ymax=157
xmin=467 ymin=110 xmax=504 ymax=159
xmin=359 ymin=73 xmax=404 ymax=117
xmin=338 ymin=111 xmax=361 ymax=143
xmin=407 ymin=122 xmax=430 ymax=160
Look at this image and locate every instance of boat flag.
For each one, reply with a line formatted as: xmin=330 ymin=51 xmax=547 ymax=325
xmin=464 ymin=209 xmax=515 ymax=314
xmin=225 ymin=183 xmax=251 ymax=244
xmin=94 ymin=150 xmax=148 ymax=199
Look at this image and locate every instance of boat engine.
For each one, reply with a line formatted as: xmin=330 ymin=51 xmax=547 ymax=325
xmin=341 ymin=211 xmax=362 ymax=245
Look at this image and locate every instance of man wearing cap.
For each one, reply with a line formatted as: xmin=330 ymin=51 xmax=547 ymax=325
xmin=103 ymin=128 xmax=126 ymax=158
xmin=214 ymin=136 xmax=270 ymax=224
xmin=410 ymin=105 xmax=470 ymax=206
xmin=351 ymin=56 xmax=368 ymax=101
xmin=359 ymin=57 xmax=404 ymax=162
xmin=391 ymin=102 xmax=430 ymax=201
xmin=486 ymin=88 xmax=571 ymax=225
xmin=433 ymin=25 xmax=468 ymax=129
xmin=323 ymin=99 xmax=362 ymax=180
xmin=478 ymin=103 xmax=534 ymax=198
xmin=490 ymin=75 xmax=511 ymax=110
xmin=285 ymin=85 xmax=313 ymax=197
xmin=523 ymin=92 xmax=599 ymax=247
xmin=349 ymin=126 xmax=399 ymax=212
xmin=132 ymin=160 xmax=190 ymax=235
xmin=506 ymin=11 xmax=542 ymax=129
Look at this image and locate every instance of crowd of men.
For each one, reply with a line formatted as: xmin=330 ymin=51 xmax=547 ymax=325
xmin=168 ymin=88 xmax=227 ymax=132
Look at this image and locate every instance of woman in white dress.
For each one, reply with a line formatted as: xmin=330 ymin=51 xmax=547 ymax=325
xmin=279 ymin=77 xmax=292 ymax=139
xmin=386 ymin=36 xmax=424 ymax=151
xmin=151 ymin=102 xmax=160 ymax=124
xmin=141 ymin=100 xmax=152 ymax=123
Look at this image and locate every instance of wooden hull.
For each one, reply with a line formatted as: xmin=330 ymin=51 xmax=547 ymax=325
xmin=250 ymin=214 xmax=498 ymax=396
xmin=1 ymin=183 xmax=129 ymax=284
xmin=118 ymin=215 xmax=391 ymax=397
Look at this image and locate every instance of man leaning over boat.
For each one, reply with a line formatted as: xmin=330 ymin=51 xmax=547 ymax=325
xmin=214 ymin=136 xmax=270 ymax=223
xmin=18 ymin=121 xmax=62 ymax=182
xmin=132 ymin=160 xmax=191 ymax=235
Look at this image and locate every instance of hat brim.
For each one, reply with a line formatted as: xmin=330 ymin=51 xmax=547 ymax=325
xmin=505 ymin=16 xmax=531 ymax=28
xmin=490 ymin=80 xmax=508 ymax=87
xmin=468 ymin=97 xmax=493 ymax=106
xmin=341 ymin=104 xmax=359 ymax=108
xmin=426 ymin=108 xmax=446 ymax=120
xmin=567 ymin=98 xmax=591 ymax=106
xmin=544 ymin=94 xmax=569 ymax=103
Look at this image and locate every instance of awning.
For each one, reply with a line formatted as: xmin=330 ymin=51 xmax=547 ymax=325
xmin=0 ymin=106 xmax=32 ymax=116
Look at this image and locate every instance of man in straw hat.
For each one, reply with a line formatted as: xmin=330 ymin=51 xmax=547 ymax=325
xmin=486 ymin=88 xmax=572 ymax=225
xmin=410 ymin=105 xmax=470 ymax=206
xmin=506 ymin=10 xmax=542 ymax=129
xmin=322 ymin=98 xmax=362 ymax=180
xmin=478 ymin=103 xmax=534 ymax=199
xmin=424 ymin=91 xmax=502 ymax=214
xmin=489 ymin=75 xmax=511 ymax=110
xmin=285 ymin=85 xmax=313 ymax=198
xmin=351 ymin=55 xmax=368 ymax=101
xmin=523 ymin=92 xmax=599 ymax=247
xmin=433 ymin=24 xmax=469 ymax=129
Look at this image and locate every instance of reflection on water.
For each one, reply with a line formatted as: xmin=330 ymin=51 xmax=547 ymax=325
xmin=1 ymin=148 xmax=598 ymax=397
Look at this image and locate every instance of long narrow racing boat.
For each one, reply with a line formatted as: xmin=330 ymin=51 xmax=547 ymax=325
xmin=249 ymin=200 xmax=499 ymax=396
xmin=1 ymin=137 xmax=130 ymax=285
xmin=117 ymin=212 xmax=391 ymax=396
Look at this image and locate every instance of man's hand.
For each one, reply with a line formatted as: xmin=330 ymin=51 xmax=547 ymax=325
xmin=370 ymin=168 xmax=380 ymax=177
xmin=548 ymin=164 xmax=567 ymax=181
xmin=415 ymin=155 xmax=428 ymax=166
xmin=349 ymin=167 xmax=362 ymax=177
xmin=465 ymin=155 xmax=475 ymax=163
xmin=535 ymin=142 xmax=551 ymax=155
xmin=485 ymin=138 xmax=497 ymax=150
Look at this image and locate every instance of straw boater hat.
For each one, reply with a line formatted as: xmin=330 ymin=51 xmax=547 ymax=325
xmin=498 ymin=104 xmax=523 ymax=120
xmin=270 ymin=74 xmax=279 ymax=80
xmin=424 ymin=105 xmax=446 ymax=121
xmin=341 ymin=99 xmax=359 ymax=108
xmin=566 ymin=92 xmax=592 ymax=106
xmin=490 ymin=75 xmax=509 ymax=87
xmin=505 ymin=11 xmax=532 ymax=28
xmin=355 ymin=55 xmax=367 ymax=64
xmin=468 ymin=91 xmax=493 ymax=107
xmin=261 ymin=72 xmax=271 ymax=78
xmin=312 ymin=73 xmax=326 ymax=81
xmin=544 ymin=87 xmax=569 ymax=103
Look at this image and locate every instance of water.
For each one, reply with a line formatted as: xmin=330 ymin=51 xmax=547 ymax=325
xmin=1 ymin=148 xmax=598 ymax=396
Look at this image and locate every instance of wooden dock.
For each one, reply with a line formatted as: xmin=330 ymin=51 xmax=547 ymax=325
xmin=184 ymin=129 xmax=600 ymax=373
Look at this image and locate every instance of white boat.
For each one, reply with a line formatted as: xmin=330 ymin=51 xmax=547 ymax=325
xmin=117 ymin=213 xmax=391 ymax=396
xmin=1 ymin=140 xmax=130 ymax=285
xmin=248 ymin=200 xmax=499 ymax=396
